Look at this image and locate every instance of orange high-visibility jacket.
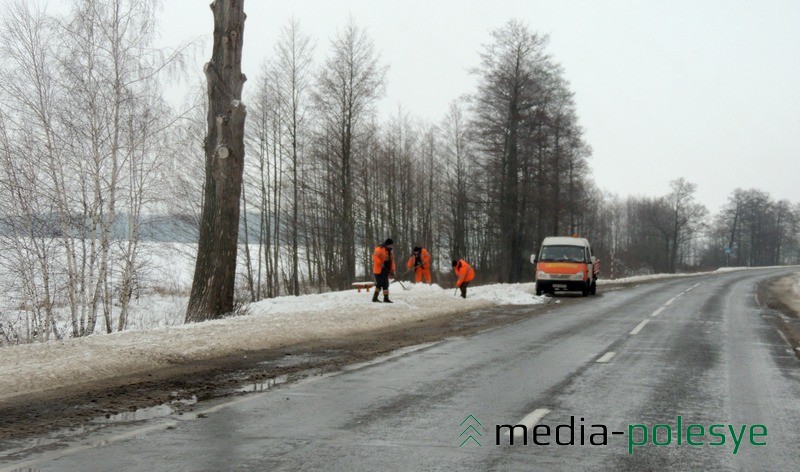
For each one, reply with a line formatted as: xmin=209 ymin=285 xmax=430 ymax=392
xmin=453 ymin=259 xmax=475 ymax=287
xmin=372 ymin=245 xmax=395 ymax=275
xmin=407 ymin=248 xmax=432 ymax=283
xmin=406 ymin=248 xmax=431 ymax=270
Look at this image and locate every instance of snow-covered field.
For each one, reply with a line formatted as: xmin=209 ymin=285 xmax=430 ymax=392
xmin=0 ymin=282 xmax=543 ymax=402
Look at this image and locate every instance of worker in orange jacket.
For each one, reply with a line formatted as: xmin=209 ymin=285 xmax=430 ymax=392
xmin=452 ymin=259 xmax=475 ymax=299
xmin=372 ymin=238 xmax=396 ymax=303
xmin=406 ymin=246 xmax=432 ymax=284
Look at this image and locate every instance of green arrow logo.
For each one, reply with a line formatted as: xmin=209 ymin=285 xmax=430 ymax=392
xmin=459 ymin=415 xmax=483 ymax=447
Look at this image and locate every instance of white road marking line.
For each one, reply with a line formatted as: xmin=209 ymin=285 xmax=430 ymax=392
xmin=629 ymin=319 xmax=650 ymax=335
xmin=754 ymin=293 xmax=760 ymax=305
xmin=684 ymin=283 xmax=700 ymax=293
xmin=650 ymin=307 xmax=665 ymax=317
xmin=776 ymin=329 xmax=789 ymax=345
xmin=510 ymin=408 xmax=551 ymax=438
xmin=596 ymin=351 xmax=616 ymax=363
xmin=664 ymin=297 xmax=676 ymax=306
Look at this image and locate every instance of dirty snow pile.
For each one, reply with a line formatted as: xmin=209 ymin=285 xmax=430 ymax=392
xmin=789 ymin=272 xmax=800 ymax=315
xmin=0 ymin=283 xmax=543 ymax=401
xmin=596 ymin=266 xmax=752 ymax=285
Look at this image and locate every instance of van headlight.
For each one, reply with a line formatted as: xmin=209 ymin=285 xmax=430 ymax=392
xmin=569 ymin=272 xmax=585 ymax=280
xmin=537 ymin=271 xmax=549 ymax=280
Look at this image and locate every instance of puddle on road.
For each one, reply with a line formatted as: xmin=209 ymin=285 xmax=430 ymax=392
xmin=0 ymin=395 xmax=198 ymax=464
xmin=235 ymin=374 xmax=289 ymax=393
xmin=259 ymin=351 xmax=338 ymax=368
xmin=89 ymin=395 xmax=197 ymax=425
xmin=236 ymin=351 xmax=341 ymax=392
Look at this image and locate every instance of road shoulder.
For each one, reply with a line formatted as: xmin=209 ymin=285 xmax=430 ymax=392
xmin=0 ymin=298 xmax=575 ymax=444
xmin=758 ymin=272 xmax=800 ymax=358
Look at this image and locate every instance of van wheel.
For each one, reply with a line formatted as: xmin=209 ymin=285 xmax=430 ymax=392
xmin=581 ymin=283 xmax=589 ymax=297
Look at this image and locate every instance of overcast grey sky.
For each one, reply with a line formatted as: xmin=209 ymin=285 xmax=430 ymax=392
xmin=154 ymin=0 xmax=799 ymax=213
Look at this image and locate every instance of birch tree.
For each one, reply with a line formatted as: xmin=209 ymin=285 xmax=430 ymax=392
xmin=0 ymin=1 xmax=61 ymax=342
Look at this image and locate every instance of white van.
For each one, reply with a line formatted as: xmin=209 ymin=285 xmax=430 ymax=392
xmin=531 ymin=236 xmax=600 ymax=296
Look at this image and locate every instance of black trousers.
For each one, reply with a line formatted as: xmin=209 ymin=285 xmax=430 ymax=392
xmin=460 ymin=281 xmax=469 ymax=298
xmin=375 ymin=273 xmax=390 ymax=291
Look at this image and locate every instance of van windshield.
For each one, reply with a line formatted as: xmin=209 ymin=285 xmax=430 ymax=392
xmin=539 ymin=245 xmax=586 ymax=263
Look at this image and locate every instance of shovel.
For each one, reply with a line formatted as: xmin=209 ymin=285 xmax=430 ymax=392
xmin=391 ymin=260 xmax=422 ymax=291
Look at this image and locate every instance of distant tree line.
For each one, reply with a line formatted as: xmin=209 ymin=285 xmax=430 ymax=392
xmin=584 ymin=184 xmax=799 ymax=277
xmin=706 ymin=189 xmax=799 ymax=268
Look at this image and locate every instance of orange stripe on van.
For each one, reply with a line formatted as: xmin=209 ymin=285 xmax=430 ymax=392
xmin=537 ymin=262 xmax=587 ymax=274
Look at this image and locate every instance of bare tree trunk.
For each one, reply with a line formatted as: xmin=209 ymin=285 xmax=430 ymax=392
xmin=257 ymin=130 xmax=267 ymax=300
xmin=186 ymin=0 xmax=247 ymax=322
xmin=291 ymin=137 xmax=299 ymax=295
xmin=241 ymin=184 xmax=257 ymax=301
xmin=271 ymin=112 xmax=282 ymax=296
xmin=273 ymin=19 xmax=312 ymax=295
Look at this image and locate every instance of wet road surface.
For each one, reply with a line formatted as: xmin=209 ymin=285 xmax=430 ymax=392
xmin=3 ymin=268 xmax=800 ymax=471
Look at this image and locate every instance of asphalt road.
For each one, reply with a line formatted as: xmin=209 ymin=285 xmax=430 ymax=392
xmin=4 ymin=268 xmax=800 ymax=471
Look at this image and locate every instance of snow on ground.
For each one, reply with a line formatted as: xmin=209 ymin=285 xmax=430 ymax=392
xmin=787 ymin=272 xmax=800 ymax=315
xmin=1 ymin=265 xmax=790 ymax=402
xmin=0 ymin=283 xmax=543 ymax=402
xmin=794 ymin=274 xmax=800 ymax=298
xmin=596 ymin=266 xmax=753 ymax=285
xmin=122 ymin=295 xmax=189 ymax=330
